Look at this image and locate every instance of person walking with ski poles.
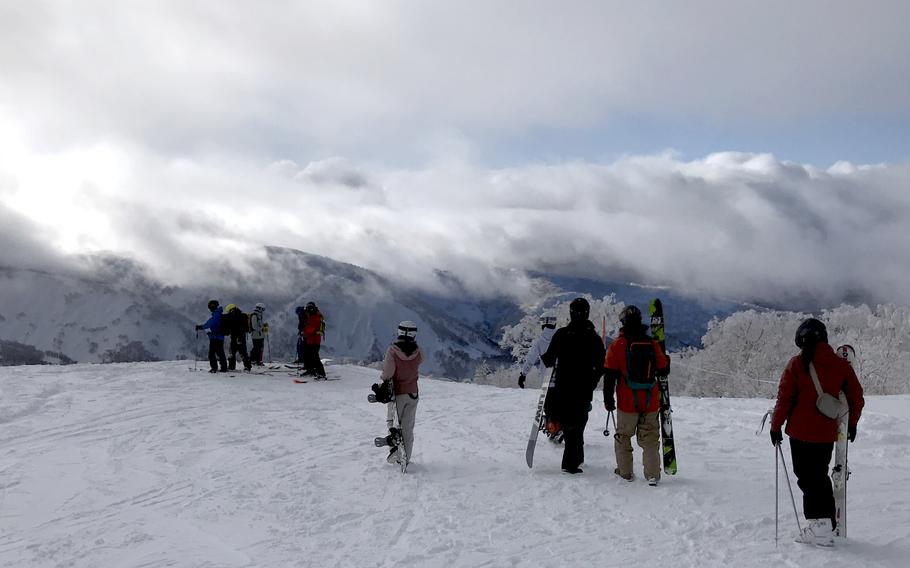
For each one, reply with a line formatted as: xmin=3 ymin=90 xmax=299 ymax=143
xmin=539 ymin=298 xmax=606 ymax=474
xmin=518 ymin=315 xmax=561 ymax=441
xmin=603 ymin=305 xmax=669 ymax=485
xmin=195 ymin=299 xmax=228 ymax=373
xmin=769 ymin=318 xmax=864 ymax=547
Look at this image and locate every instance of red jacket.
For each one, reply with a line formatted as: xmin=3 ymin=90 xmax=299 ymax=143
xmin=604 ymin=332 xmax=669 ymax=413
xmin=302 ymin=312 xmax=323 ymax=345
xmin=770 ymin=343 xmax=864 ymax=443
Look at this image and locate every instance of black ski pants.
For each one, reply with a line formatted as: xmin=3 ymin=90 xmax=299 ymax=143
xmin=208 ymin=338 xmax=227 ymax=372
xmin=303 ymin=343 xmax=325 ymax=377
xmin=228 ymin=334 xmax=251 ymax=371
xmin=250 ymin=338 xmax=265 ymax=365
xmin=559 ymin=404 xmax=590 ymax=471
xmin=789 ymin=437 xmax=836 ymax=526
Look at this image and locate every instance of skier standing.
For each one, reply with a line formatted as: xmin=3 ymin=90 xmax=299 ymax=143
xmin=195 ymin=300 xmax=227 ymax=373
xmin=301 ymin=301 xmax=326 ymax=379
xmin=603 ymin=305 xmax=669 ymax=485
xmin=519 ymin=315 xmax=561 ymax=441
xmin=249 ymin=303 xmax=266 ymax=366
xmin=770 ymin=318 xmax=864 ymax=547
xmin=223 ymin=304 xmax=252 ymax=372
xmin=379 ymin=321 xmax=424 ymax=465
xmin=539 ymin=298 xmax=606 ymax=474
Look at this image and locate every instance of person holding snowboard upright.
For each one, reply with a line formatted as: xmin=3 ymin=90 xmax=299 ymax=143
xmin=301 ymin=301 xmax=326 ymax=379
xmin=379 ymin=321 xmax=424 ymax=465
xmin=603 ymin=305 xmax=669 ymax=485
xmin=770 ymin=318 xmax=864 ymax=547
xmin=539 ymin=298 xmax=606 ymax=474
xmin=223 ymin=303 xmax=252 ymax=372
xmin=249 ymin=303 xmax=266 ymax=366
xmin=519 ymin=315 xmax=562 ymax=441
xmin=195 ymin=299 xmax=227 ymax=373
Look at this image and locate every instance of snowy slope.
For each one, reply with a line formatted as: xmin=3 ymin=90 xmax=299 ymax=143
xmin=1 ymin=363 xmax=908 ymax=568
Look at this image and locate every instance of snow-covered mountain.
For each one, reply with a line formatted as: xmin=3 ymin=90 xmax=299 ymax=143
xmin=0 ymin=249 xmax=512 ymax=377
xmin=0 ymin=247 xmax=752 ymax=376
xmin=1 ymin=361 xmax=907 ymax=567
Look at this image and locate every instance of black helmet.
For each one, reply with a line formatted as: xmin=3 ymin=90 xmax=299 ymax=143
xmin=569 ymin=298 xmax=590 ymax=321
xmin=306 ymin=301 xmax=317 ymax=314
xmin=207 ymin=299 xmax=219 ymax=311
xmin=795 ymin=318 xmax=827 ymax=348
xmin=619 ymin=305 xmax=642 ymax=327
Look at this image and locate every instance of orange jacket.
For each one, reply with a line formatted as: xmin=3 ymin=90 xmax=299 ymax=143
xmin=302 ymin=312 xmax=323 ymax=345
xmin=604 ymin=331 xmax=669 ymax=413
xmin=770 ymin=343 xmax=864 ymax=443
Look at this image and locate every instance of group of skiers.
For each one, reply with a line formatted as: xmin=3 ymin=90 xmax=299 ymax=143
xmin=195 ymin=299 xmax=326 ymax=379
xmin=519 ymin=299 xmax=865 ymax=548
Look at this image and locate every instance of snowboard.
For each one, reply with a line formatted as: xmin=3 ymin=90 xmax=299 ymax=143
xmin=526 ymin=368 xmax=556 ymax=468
xmin=649 ymin=298 xmax=677 ymax=475
xmin=833 ymin=344 xmax=855 ymax=537
xmin=369 ymin=380 xmax=408 ymax=473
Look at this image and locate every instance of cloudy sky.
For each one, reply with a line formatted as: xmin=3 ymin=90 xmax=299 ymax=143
xmin=1 ymin=1 xmax=909 ymax=305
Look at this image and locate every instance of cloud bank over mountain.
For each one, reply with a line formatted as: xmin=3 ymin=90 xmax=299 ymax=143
xmin=2 ymin=1 xmax=908 ymax=306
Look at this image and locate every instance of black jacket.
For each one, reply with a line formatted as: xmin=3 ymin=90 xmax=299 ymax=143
xmin=540 ymin=319 xmax=606 ymax=409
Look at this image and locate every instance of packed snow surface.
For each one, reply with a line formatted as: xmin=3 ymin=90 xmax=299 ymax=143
xmin=1 ymin=362 xmax=908 ymax=567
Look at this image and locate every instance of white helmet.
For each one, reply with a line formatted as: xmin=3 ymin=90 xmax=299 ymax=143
xmin=254 ymin=303 xmax=265 ymax=312
xmin=397 ymin=321 xmax=418 ymax=339
xmin=540 ymin=315 xmax=558 ymax=328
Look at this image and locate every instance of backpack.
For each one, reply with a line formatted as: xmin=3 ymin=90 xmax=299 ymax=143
xmin=240 ymin=312 xmax=251 ymax=334
xmin=625 ymin=338 xmax=658 ymax=410
xmin=318 ymin=317 xmax=326 ymax=337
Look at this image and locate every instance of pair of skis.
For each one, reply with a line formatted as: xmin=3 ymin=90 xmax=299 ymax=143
xmin=368 ymin=380 xmax=409 ymax=473
xmin=833 ymin=344 xmax=855 ymax=538
xmin=649 ymin=299 xmax=677 ymax=476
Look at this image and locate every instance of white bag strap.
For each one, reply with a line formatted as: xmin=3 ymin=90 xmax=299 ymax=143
xmin=808 ymin=363 xmax=825 ymax=396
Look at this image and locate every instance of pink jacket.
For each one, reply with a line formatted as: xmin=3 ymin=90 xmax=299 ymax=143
xmin=381 ymin=342 xmax=423 ymax=395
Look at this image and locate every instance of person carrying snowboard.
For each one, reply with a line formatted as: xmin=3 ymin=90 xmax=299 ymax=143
xmin=294 ymin=306 xmax=306 ymax=364
xmin=519 ymin=315 xmax=562 ymax=441
xmin=300 ymin=301 xmax=326 ymax=379
xmin=378 ymin=321 xmax=424 ymax=465
xmin=249 ymin=303 xmax=266 ymax=366
xmin=223 ymin=303 xmax=252 ymax=372
xmin=539 ymin=298 xmax=606 ymax=474
xmin=195 ymin=299 xmax=228 ymax=373
xmin=603 ymin=305 xmax=669 ymax=485
xmin=769 ymin=318 xmax=864 ymax=547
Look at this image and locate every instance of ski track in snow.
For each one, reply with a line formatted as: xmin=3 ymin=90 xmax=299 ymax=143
xmin=1 ymin=362 xmax=908 ymax=568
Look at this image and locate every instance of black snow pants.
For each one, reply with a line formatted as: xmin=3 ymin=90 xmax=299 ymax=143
xmin=789 ymin=437 xmax=836 ymax=526
xmin=303 ymin=343 xmax=326 ymax=377
xmin=208 ymin=338 xmax=227 ymax=372
xmin=228 ymin=334 xmax=251 ymax=371
xmin=250 ymin=338 xmax=265 ymax=365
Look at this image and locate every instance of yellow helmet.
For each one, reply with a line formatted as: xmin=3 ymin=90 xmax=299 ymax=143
xmin=225 ymin=303 xmax=237 ymax=313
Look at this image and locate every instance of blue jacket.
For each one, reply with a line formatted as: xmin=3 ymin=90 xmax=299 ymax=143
xmin=201 ymin=307 xmax=224 ymax=340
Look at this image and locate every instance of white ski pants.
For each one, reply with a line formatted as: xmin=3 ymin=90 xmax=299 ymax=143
xmin=387 ymin=393 xmax=419 ymax=459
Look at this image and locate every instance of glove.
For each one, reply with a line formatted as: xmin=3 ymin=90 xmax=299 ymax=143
xmin=518 ymin=374 xmax=526 ymax=389
xmin=195 ymin=325 xmax=203 ymax=331
xmin=848 ymin=424 xmax=857 ymax=442
xmin=262 ymin=323 xmax=269 ymax=333
xmin=770 ymin=430 xmax=783 ymax=446
xmin=604 ymin=396 xmax=616 ymax=412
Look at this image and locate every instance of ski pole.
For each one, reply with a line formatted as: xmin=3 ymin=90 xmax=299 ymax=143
xmin=194 ymin=329 xmax=199 ymax=372
xmin=603 ymin=410 xmax=616 ymax=437
xmin=777 ymin=444 xmax=802 ymax=534
xmin=775 ymin=443 xmax=779 ymax=547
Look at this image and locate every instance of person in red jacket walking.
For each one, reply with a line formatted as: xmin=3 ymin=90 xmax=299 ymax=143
xmin=770 ymin=318 xmax=864 ymax=547
xmin=603 ymin=305 xmax=669 ymax=485
xmin=300 ymin=301 xmax=327 ymax=379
